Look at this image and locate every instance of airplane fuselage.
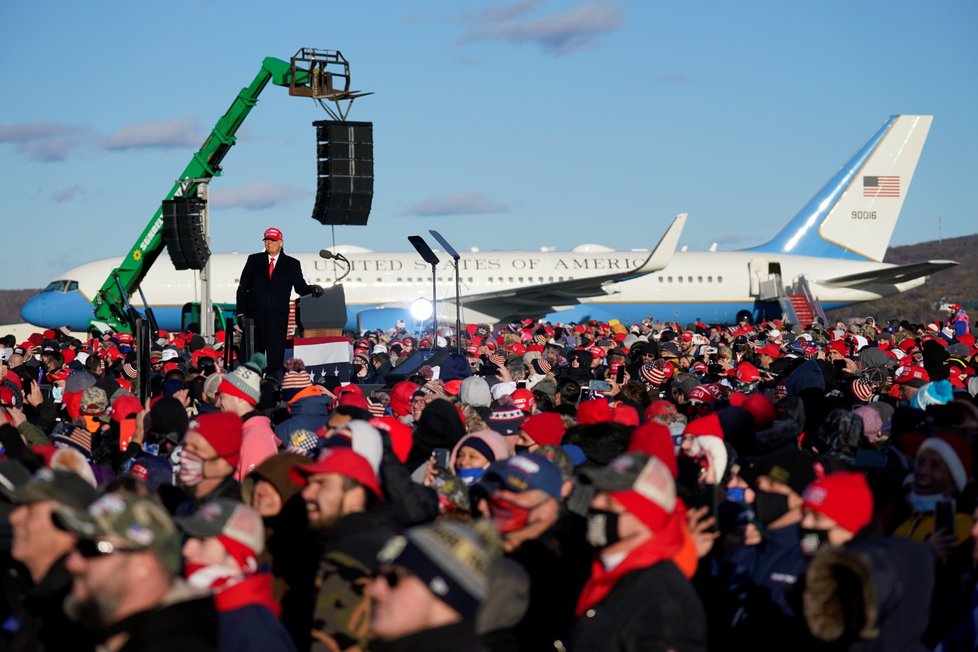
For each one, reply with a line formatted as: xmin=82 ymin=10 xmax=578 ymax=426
xmin=20 ymin=247 xmax=923 ymax=332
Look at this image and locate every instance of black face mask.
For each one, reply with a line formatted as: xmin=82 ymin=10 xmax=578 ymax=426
xmin=799 ymin=527 xmax=831 ymax=557
xmin=514 ymin=444 xmax=532 ymax=455
xmin=586 ymin=508 xmax=621 ymax=549
xmin=676 ymin=456 xmax=704 ymax=493
xmin=753 ymin=490 xmax=790 ymax=525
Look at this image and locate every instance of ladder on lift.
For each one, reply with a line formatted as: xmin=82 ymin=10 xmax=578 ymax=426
xmin=779 ymin=275 xmax=827 ymax=327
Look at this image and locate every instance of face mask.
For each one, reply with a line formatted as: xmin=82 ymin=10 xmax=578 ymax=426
xmin=51 ymin=386 xmax=63 ymax=403
xmin=908 ymin=491 xmax=942 ymax=514
xmin=586 ymin=508 xmax=621 ymax=549
xmin=456 ymin=467 xmax=486 ymax=486
xmin=488 ymin=496 xmax=532 ymax=533
xmin=514 ymin=444 xmax=532 ymax=455
xmin=178 ymin=449 xmax=205 ymax=487
xmin=726 ymin=487 xmax=746 ymax=503
xmin=753 ymin=490 xmax=790 ymax=525
xmin=184 ymin=563 xmax=237 ymax=590
xmin=799 ymin=527 xmax=831 ymax=557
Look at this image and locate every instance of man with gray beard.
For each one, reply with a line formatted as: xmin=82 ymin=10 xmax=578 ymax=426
xmin=55 ymin=490 xmax=218 ymax=652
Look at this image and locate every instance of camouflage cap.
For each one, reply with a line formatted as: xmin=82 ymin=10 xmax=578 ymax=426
xmin=54 ymin=491 xmax=181 ymax=574
xmin=7 ymin=467 xmax=97 ymax=511
xmin=80 ymin=386 xmax=110 ymax=420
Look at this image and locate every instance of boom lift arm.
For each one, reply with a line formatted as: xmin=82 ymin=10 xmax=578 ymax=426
xmin=91 ymin=49 xmax=367 ymax=332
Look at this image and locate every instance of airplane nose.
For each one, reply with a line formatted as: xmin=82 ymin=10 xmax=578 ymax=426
xmin=19 ymin=293 xmax=48 ymax=325
xmin=20 ymin=291 xmax=94 ymax=330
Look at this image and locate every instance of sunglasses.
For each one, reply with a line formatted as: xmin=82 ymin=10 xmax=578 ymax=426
xmin=375 ymin=565 xmax=412 ymax=589
xmin=75 ymin=538 xmax=141 ymax=559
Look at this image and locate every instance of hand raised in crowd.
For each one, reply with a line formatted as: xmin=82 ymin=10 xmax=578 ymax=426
xmin=687 ymin=505 xmax=720 ymax=559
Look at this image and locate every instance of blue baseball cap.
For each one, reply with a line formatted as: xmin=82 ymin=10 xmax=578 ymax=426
xmin=480 ymin=452 xmax=562 ymax=500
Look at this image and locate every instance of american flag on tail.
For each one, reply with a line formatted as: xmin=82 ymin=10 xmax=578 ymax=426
xmin=286 ymin=337 xmax=353 ymax=383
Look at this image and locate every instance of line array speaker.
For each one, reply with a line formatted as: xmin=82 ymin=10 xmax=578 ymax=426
xmin=311 ymin=120 xmax=373 ymax=226
xmin=162 ymin=197 xmax=210 ymax=270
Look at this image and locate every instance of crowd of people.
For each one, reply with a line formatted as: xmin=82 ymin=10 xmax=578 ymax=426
xmin=0 ymin=301 xmax=976 ymax=651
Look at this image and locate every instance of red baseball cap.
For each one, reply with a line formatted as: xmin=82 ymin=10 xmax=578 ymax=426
xmin=263 ymin=227 xmax=283 ymax=241
xmin=290 ymin=448 xmax=381 ymax=498
xmin=895 ymin=366 xmax=930 ymax=387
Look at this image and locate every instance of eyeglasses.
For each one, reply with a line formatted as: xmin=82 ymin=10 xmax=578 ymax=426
xmin=375 ymin=565 xmax=412 ymax=589
xmin=75 ymin=538 xmax=141 ymax=558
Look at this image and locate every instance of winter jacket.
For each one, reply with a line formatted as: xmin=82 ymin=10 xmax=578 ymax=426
xmin=311 ymin=511 xmax=396 ymax=651
xmin=570 ymin=560 xmax=707 ymax=652
xmin=369 ymin=621 xmax=489 ymax=652
xmin=238 ymin=412 xmax=280 ymax=482
xmin=213 ymin=573 xmax=297 ymax=652
xmin=275 ymin=394 xmax=330 ymax=454
xmin=804 ymin=531 xmax=934 ymax=651
xmin=102 ymin=580 xmax=217 ymax=652
xmin=1 ymin=554 xmax=97 ymax=652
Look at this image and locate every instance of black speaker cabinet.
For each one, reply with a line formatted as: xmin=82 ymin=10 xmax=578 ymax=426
xmin=311 ymin=120 xmax=373 ymax=226
xmin=162 ymin=197 xmax=210 ymax=270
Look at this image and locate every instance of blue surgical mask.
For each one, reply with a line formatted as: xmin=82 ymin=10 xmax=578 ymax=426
xmin=457 ymin=467 xmax=486 ymax=486
xmin=908 ymin=491 xmax=942 ymax=514
xmin=726 ymin=487 xmax=746 ymax=503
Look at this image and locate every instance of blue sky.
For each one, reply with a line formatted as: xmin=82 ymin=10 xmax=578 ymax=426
xmin=2 ymin=1 xmax=976 ymax=289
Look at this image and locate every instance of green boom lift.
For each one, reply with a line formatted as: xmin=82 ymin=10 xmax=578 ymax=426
xmin=90 ymin=48 xmax=369 ymax=333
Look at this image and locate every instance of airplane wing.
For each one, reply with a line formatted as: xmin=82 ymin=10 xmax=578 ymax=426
xmin=452 ymin=213 xmax=687 ymax=322
xmin=817 ymin=259 xmax=958 ymax=288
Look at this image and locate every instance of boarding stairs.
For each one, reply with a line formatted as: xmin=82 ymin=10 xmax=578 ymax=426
xmin=756 ymin=273 xmax=827 ymax=327
xmin=779 ymin=276 xmax=827 ymax=327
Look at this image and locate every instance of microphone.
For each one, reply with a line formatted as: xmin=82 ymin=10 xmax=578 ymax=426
xmin=319 ymin=249 xmax=335 ymax=259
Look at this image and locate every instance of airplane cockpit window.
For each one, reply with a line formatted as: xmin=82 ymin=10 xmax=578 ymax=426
xmin=43 ymin=280 xmax=69 ymax=292
xmin=67 ymin=281 xmax=79 ymax=291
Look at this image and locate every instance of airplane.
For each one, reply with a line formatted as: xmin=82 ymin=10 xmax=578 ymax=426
xmin=20 ymin=115 xmax=957 ymax=334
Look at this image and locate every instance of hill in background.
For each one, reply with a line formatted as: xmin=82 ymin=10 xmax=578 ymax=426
xmin=828 ymin=233 xmax=977 ymax=323
xmin=0 ymin=233 xmax=974 ymax=328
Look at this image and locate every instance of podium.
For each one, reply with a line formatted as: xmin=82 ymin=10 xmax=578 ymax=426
xmin=296 ymin=285 xmax=348 ymax=337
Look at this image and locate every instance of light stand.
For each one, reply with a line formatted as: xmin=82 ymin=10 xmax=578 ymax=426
xmin=429 ymin=230 xmax=462 ymax=354
xmin=408 ymin=235 xmax=440 ymax=348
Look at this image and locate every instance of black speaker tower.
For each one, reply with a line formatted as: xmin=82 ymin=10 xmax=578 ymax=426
xmin=311 ymin=120 xmax=373 ymax=226
xmin=162 ymin=197 xmax=210 ymax=270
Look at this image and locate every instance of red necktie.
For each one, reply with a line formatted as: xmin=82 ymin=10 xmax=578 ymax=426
xmin=268 ymin=257 xmax=275 ymax=279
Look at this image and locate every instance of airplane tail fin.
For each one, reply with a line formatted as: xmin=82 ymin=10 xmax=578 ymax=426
xmin=747 ymin=115 xmax=932 ymax=262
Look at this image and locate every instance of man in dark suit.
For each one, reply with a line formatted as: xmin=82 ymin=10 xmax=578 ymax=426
xmin=236 ymin=227 xmax=322 ymax=376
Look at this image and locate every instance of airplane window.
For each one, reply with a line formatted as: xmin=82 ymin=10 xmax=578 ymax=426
xmin=43 ymin=280 xmax=67 ymax=292
xmin=708 ymin=276 xmax=713 ymax=282
xmin=377 ymin=278 xmax=382 ymax=283
xmin=668 ymin=276 xmax=673 ymax=282
xmin=678 ymin=277 xmax=683 ymax=283
xmin=549 ymin=277 xmax=554 ymax=282
xmin=697 ymin=276 xmax=703 ymax=283
xmin=518 ymin=277 xmax=524 ymax=282
xmin=397 ymin=278 xmax=401 ymax=282
xmin=508 ymin=277 xmax=514 ymax=283
xmin=658 ymin=276 xmax=663 ymax=283
xmin=718 ymin=275 xmax=723 ymax=283
xmin=67 ymin=281 xmax=79 ymax=291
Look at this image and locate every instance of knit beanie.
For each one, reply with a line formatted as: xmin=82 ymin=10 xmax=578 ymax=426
xmin=377 ymin=520 xmax=499 ymax=620
xmin=852 ymin=406 xmax=883 ymax=441
xmin=218 ymin=354 xmax=265 ymax=406
xmin=909 ymin=379 xmax=954 ymax=411
xmin=802 ymin=471 xmax=873 ymax=533
xmin=918 ymin=434 xmax=973 ymax=493
xmin=188 ymin=412 xmax=244 ymax=468
xmin=486 ymin=402 xmax=527 ymax=436
xmin=451 ymin=430 xmax=510 ymax=469
xmin=281 ymin=359 xmax=312 ymax=401
xmin=459 ymin=376 xmax=492 ymax=409
xmin=520 ymin=412 xmax=566 ymax=447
